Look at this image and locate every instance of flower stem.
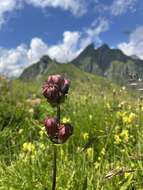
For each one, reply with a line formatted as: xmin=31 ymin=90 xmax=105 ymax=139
xmin=57 ymin=105 xmax=61 ymax=122
xmin=52 ymin=105 xmax=60 ymax=190
xmin=52 ymin=145 xmax=57 ymax=190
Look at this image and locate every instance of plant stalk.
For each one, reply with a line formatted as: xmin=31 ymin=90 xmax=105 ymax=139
xmin=52 ymin=145 xmax=57 ymax=190
xmin=52 ymin=105 xmax=60 ymax=190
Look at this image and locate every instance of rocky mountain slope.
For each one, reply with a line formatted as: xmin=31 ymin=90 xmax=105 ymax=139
xmin=72 ymin=43 xmax=143 ymax=84
xmin=20 ymin=43 xmax=143 ymax=85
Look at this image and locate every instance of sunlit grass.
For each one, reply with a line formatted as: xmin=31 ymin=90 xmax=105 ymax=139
xmin=0 ymin=78 xmax=143 ymax=189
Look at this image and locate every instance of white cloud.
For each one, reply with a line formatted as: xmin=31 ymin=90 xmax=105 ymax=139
xmin=118 ymin=26 xmax=143 ymax=59
xmin=0 ymin=32 xmax=81 ymax=77
xmin=0 ymin=38 xmax=49 ymax=77
xmin=80 ymin=18 xmax=109 ymax=49
xmin=110 ymin=0 xmax=137 ymax=16
xmin=25 ymin=0 xmax=87 ymax=16
xmin=27 ymin=37 xmax=49 ymax=63
xmin=0 ymin=44 xmax=29 ymax=76
xmin=0 ymin=0 xmax=20 ymax=28
xmin=0 ymin=0 xmax=87 ymax=28
xmin=0 ymin=18 xmax=109 ymax=77
xmin=48 ymin=31 xmax=81 ymax=62
xmin=95 ymin=0 xmax=137 ymax=16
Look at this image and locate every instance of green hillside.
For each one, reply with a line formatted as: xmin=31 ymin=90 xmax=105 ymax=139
xmin=72 ymin=44 xmax=143 ymax=85
xmin=1 ymin=46 xmax=143 ymax=189
xmin=20 ymin=44 xmax=143 ymax=87
xmin=20 ymin=60 xmax=121 ymax=98
xmin=1 ymin=70 xmax=143 ymax=189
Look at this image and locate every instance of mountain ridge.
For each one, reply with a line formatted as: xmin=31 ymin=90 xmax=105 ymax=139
xmin=20 ymin=43 xmax=143 ymax=84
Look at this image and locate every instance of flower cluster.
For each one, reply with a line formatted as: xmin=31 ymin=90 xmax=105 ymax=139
xmin=42 ymin=74 xmax=73 ymax=144
xmin=22 ymin=142 xmax=36 ymax=154
xmin=42 ymin=74 xmax=70 ymax=106
xmin=44 ymin=118 xmax=73 ymax=144
xmin=116 ymin=111 xmax=137 ymax=125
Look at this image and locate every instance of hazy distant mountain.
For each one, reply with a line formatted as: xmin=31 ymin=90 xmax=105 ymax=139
xmin=71 ymin=43 xmax=143 ymax=84
xmin=131 ymin=54 xmax=140 ymax=60
xmin=20 ymin=43 xmax=143 ymax=85
xmin=20 ymin=56 xmax=54 ymax=80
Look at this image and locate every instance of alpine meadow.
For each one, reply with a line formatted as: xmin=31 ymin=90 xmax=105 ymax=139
xmin=1 ymin=0 xmax=143 ymax=189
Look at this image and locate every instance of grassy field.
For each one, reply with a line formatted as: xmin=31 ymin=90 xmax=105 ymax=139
xmin=0 ymin=76 xmax=143 ymax=190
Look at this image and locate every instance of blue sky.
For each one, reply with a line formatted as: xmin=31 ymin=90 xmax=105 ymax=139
xmin=0 ymin=0 xmax=143 ymax=76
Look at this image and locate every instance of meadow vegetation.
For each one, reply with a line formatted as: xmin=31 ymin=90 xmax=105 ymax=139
xmin=0 ymin=75 xmax=143 ymax=190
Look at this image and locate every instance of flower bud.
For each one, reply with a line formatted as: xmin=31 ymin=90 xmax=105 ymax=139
xmin=58 ymin=123 xmax=73 ymax=143
xmin=61 ymin=79 xmax=70 ymax=94
xmin=44 ymin=118 xmax=58 ymax=139
xmin=42 ymin=75 xmax=70 ymax=106
xmin=48 ymin=75 xmax=63 ymax=88
xmin=44 ymin=117 xmax=73 ymax=144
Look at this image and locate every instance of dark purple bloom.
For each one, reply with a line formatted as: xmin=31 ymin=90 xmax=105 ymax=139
xmin=44 ymin=118 xmax=58 ymax=139
xmin=47 ymin=75 xmax=63 ymax=89
xmin=61 ymin=79 xmax=70 ymax=94
xmin=44 ymin=117 xmax=73 ymax=144
xmin=42 ymin=75 xmax=70 ymax=106
xmin=58 ymin=123 xmax=73 ymax=144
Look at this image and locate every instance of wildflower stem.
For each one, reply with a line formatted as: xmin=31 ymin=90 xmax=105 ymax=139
xmin=52 ymin=145 xmax=57 ymax=190
xmin=52 ymin=105 xmax=60 ymax=190
xmin=57 ymin=105 xmax=61 ymax=122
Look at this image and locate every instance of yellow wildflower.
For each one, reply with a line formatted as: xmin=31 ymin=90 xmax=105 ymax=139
xmin=22 ymin=142 xmax=36 ymax=154
xmin=121 ymin=129 xmax=129 ymax=142
xmin=122 ymin=115 xmax=130 ymax=124
xmin=128 ymin=112 xmax=136 ymax=123
xmin=86 ymin=147 xmax=94 ymax=159
xmin=116 ymin=111 xmax=126 ymax=119
xmin=114 ymin=134 xmax=121 ymax=144
xmin=83 ymin=132 xmax=89 ymax=140
xmin=62 ymin=117 xmax=71 ymax=123
xmin=122 ymin=112 xmax=136 ymax=125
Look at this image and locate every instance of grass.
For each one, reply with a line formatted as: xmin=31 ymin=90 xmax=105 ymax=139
xmin=0 ymin=76 xmax=143 ymax=190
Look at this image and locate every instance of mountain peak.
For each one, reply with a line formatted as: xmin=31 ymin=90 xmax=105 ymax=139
xmin=39 ymin=55 xmax=52 ymax=63
xmin=20 ymin=42 xmax=143 ymax=84
xmin=85 ymin=43 xmax=95 ymax=50
xmin=79 ymin=43 xmax=95 ymax=57
xmin=98 ymin=43 xmax=110 ymax=51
